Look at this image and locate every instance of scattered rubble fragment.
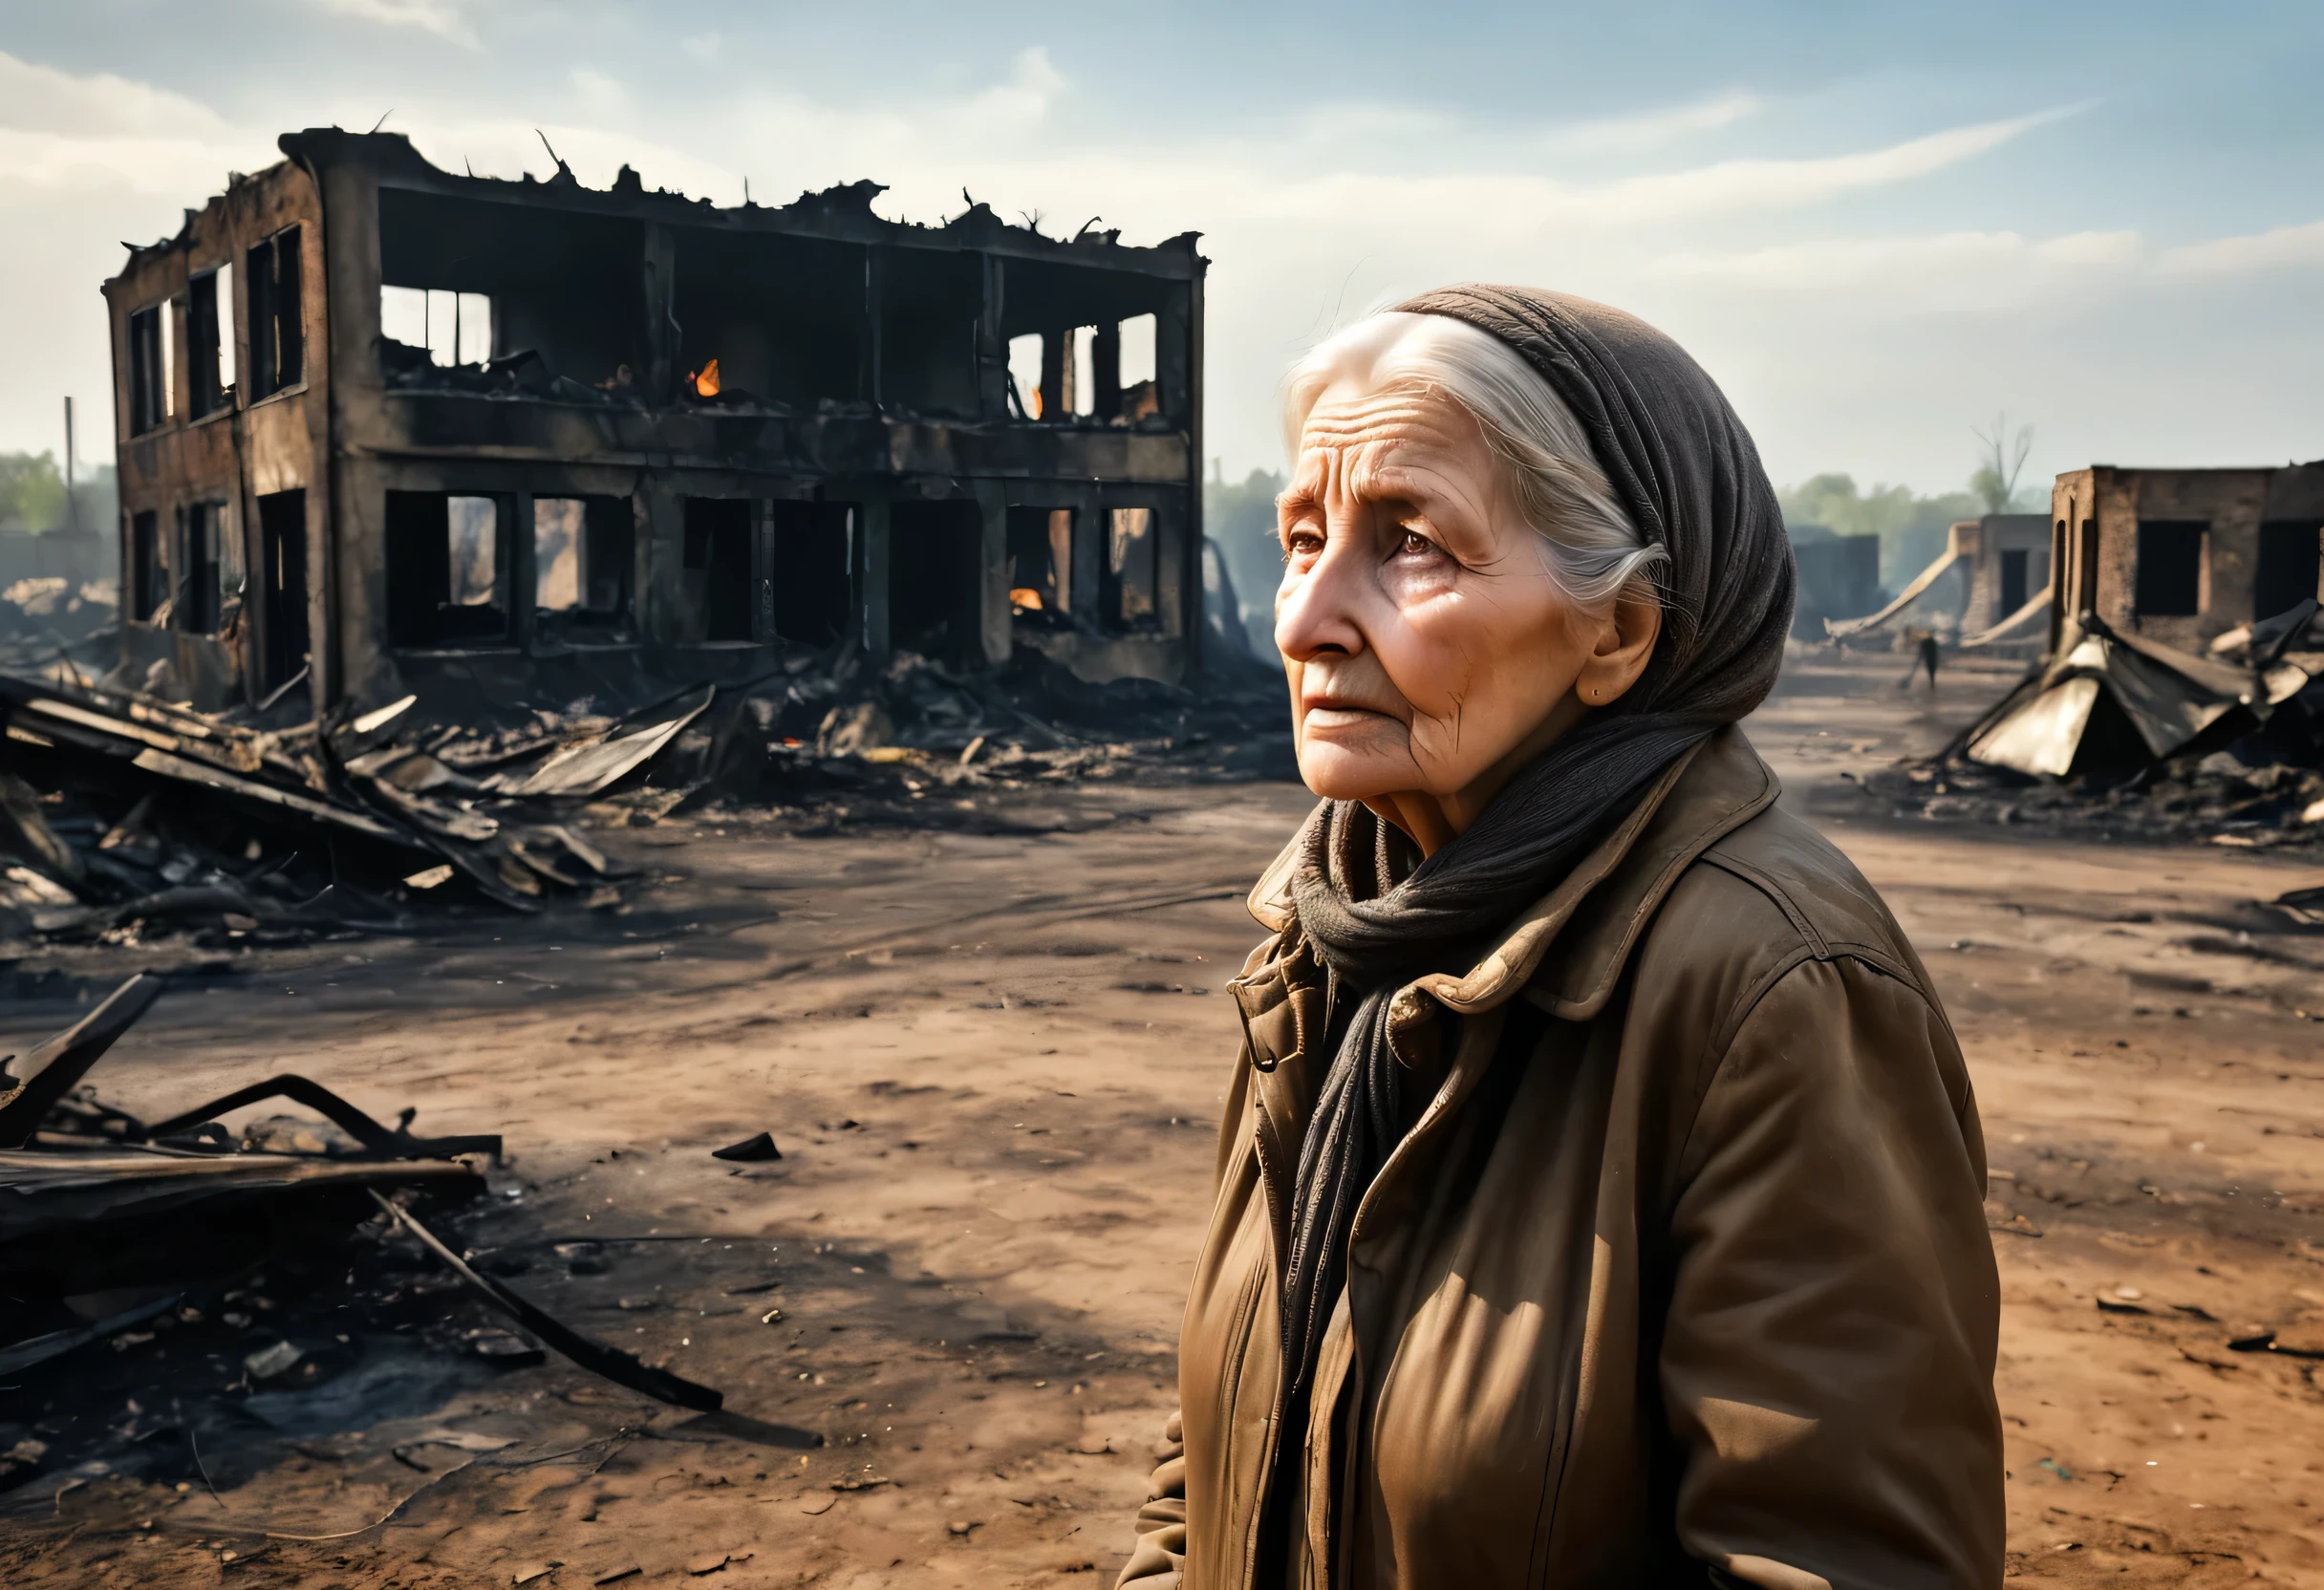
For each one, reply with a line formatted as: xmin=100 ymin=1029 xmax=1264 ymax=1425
xmin=711 ymin=1132 xmax=782 ymax=1163
xmin=1855 ymin=601 xmax=2324 ymax=849
xmin=0 ymin=973 xmax=726 ymax=1467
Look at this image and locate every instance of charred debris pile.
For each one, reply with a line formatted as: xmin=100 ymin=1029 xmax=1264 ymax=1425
xmin=0 ymin=976 xmax=728 ymax=1503
xmin=1855 ymin=599 xmax=2324 ymax=849
xmin=0 ymin=644 xmax=1291 ymax=947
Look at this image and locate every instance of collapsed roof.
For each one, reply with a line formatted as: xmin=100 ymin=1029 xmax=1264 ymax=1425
xmin=1962 ymin=599 xmax=2323 ymax=779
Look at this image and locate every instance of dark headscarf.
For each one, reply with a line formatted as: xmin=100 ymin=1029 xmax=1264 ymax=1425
xmin=1273 ymin=287 xmax=1795 ymax=1424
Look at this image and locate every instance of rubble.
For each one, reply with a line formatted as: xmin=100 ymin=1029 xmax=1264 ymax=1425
xmin=0 ymin=666 xmax=650 ymax=943
xmin=0 ymin=971 xmax=727 ymax=1494
xmin=1851 ymin=601 xmax=2324 ymax=848
xmin=0 ymin=637 xmax=1291 ymax=948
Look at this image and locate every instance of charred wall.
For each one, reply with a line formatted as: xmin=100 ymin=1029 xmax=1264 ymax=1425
xmin=105 ymin=161 xmax=332 ymax=714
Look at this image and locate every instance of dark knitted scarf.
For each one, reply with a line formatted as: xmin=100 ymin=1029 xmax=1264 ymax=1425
xmin=1272 ymin=285 xmax=1797 ymax=1417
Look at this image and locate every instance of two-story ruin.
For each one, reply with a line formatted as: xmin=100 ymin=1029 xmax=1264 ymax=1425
xmin=102 ymin=129 xmax=1207 ymax=716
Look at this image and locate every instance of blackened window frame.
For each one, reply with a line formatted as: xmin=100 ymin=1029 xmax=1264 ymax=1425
xmin=187 ymin=269 xmax=232 ymax=419
xmin=2132 ymin=520 xmax=2206 ymax=618
xmin=129 ymin=509 xmax=165 ymax=622
xmin=247 ymin=226 xmax=305 ymax=402
xmin=127 ymin=306 xmax=166 ymax=435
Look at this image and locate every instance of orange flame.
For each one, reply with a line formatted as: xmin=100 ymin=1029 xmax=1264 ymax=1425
xmin=1009 ymin=587 xmax=1044 ymax=612
xmin=690 ymin=357 xmax=721 ymax=398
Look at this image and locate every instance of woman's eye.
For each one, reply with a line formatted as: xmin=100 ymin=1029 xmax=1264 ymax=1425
xmin=1282 ymin=527 xmax=1324 ymax=559
xmin=1397 ymin=528 xmax=1436 ymax=558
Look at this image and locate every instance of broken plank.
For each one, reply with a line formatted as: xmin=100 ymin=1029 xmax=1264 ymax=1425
xmin=129 ymin=748 xmax=417 ymax=843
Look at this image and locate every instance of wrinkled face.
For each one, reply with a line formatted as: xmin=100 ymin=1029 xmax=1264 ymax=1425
xmin=1275 ymin=382 xmax=1610 ymax=805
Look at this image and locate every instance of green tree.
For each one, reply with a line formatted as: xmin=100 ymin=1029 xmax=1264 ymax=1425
xmin=1776 ymin=472 xmax=1982 ymax=591
xmin=0 ymin=451 xmax=69 ymax=533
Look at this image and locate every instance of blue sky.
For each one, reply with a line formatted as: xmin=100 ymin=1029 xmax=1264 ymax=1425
xmin=4 ymin=1 xmax=2320 ymax=498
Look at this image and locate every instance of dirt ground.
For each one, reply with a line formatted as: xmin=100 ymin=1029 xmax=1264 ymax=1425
xmin=5 ymin=649 xmax=2323 ymax=1587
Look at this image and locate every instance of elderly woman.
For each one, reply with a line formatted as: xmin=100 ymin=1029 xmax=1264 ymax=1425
xmin=1116 ymin=288 xmax=2002 ymax=1590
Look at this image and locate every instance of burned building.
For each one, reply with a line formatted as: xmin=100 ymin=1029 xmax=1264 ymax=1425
xmin=2047 ymin=463 xmax=2323 ymax=654
xmin=1785 ymin=527 xmax=1881 ymax=639
xmin=1820 ymin=513 xmax=2053 ymax=649
xmin=102 ymin=130 xmax=1206 ymax=717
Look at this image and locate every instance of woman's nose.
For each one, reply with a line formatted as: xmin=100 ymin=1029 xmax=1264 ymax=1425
xmin=1275 ymin=533 xmax=1369 ymax=662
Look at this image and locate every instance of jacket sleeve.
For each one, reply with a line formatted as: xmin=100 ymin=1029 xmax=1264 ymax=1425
xmin=1660 ymin=955 xmax=2004 ymax=1590
xmin=1113 ymin=1409 xmax=1186 ymax=1588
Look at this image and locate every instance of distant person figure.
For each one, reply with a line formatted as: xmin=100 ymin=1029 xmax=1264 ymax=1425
xmin=1113 ymin=289 xmax=2001 ymax=1590
xmin=1902 ymin=630 xmax=1943 ymax=690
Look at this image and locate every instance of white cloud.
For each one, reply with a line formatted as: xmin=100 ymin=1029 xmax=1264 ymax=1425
xmin=313 ymin=0 xmax=479 ymax=50
xmin=570 ymin=68 xmax=629 ymax=118
xmin=1567 ymin=107 xmax=2078 ymax=226
xmin=962 ymin=47 xmax=1066 ymax=131
xmin=0 ymin=49 xmax=228 ymax=139
xmin=1653 ymin=228 xmax=2142 ymax=292
xmin=2160 ymin=218 xmax=2324 ymax=274
xmin=1539 ymin=91 xmax=1764 ymax=157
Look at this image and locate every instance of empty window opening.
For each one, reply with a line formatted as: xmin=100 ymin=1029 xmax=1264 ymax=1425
xmin=1005 ymin=506 xmax=1074 ymax=623
xmin=1118 ymin=312 xmax=1159 ymax=420
xmin=1006 ymin=333 xmax=1043 ymax=419
xmin=256 ymin=489 xmax=308 ymax=694
xmin=1105 ymin=507 xmax=1158 ymax=632
xmin=379 ymin=189 xmax=645 ymax=395
xmin=533 ymin=496 xmax=635 ymax=637
xmin=1001 ymin=259 xmax=1186 ymax=426
xmin=889 ymin=500 xmax=980 ymax=660
xmin=386 ymin=491 xmax=511 ymax=646
xmin=188 ymin=267 xmax=234 ymax=417
xmin=1038 ymin=329 xmax=1071 ymax=422
xmin=878 ymin=248 xmax=983 ymax=418
xmin=449 ymin=496 xmax=499 ymax=607
xmin=770 ymin=503 xmax=853 ymax=645
xmin=130 ymin=509 xmax=166 ymax=622
xmin=682 ymin=499 xmax=756 ymax=642
xmin=1998 ymin=548 xmax=2030 ymax=617
xmin=247 ymin=226 xmax=303 ymax=399
xmin=181 ymin=501 xmax=240 ymax=635
xmin=1071 ymin=326 xmax=1097 ymax=417
xmin=380 ymin=286 xmax=494 ymax=367
xmin=128 ymin=306 xmax=167 ymax=435
xmin=2134 ymin=520 xmax=2206 ymax=617
xmin=675 ymin=229 xmax=867 ymax=408
xmin=2254 ymin=521 xmax=2322 ymax=621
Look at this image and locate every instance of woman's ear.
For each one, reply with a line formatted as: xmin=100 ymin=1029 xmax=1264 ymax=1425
xmin=1574 ymin=581 xmax=1662 ymax=706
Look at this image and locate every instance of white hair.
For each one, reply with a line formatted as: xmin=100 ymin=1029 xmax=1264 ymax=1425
xmin=1280 ymin=311 xmax=1665 ymax=608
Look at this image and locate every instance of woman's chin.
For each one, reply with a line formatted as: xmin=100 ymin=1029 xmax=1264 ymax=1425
xmin=1294 ymin=741 xmax=1414 ymax=802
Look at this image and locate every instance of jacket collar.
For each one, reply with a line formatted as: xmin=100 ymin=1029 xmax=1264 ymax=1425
xmin=1245 ymin=724 xmax=1778 ymax=1021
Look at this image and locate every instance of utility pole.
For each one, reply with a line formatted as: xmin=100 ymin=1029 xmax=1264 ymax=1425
xmin=63 ymin=396 xmax=79 ymax=536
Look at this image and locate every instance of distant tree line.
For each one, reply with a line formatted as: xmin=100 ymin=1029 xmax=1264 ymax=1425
xmin=0 ymin=452 xmax=118 ymax=538
xmin=1780 ymin=415 xmax=2042 ymax=590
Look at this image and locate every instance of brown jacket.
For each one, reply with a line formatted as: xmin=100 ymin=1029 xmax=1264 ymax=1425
xmin=1117 ymin=727 xmax=2002 ymax=1590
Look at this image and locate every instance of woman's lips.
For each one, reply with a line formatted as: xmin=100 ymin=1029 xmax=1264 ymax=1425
xmin=1302 ymin=702 xmax=1394 ymax=731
